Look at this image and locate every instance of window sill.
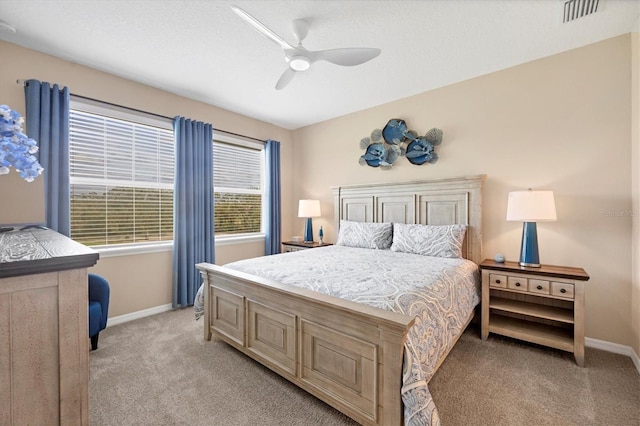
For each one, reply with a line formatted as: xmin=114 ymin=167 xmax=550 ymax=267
xmin=93 ymin=241 xmax=173 ymax=258
xmin=92 ymin=234 xmax=265 ymax=257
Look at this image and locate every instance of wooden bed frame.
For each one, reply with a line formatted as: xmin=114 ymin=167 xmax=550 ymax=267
xmin=196 ymin=174 xmax=485 ymax=425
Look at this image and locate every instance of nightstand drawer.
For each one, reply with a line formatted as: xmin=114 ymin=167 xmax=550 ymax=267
xmin=551 ymin=282 xmax=574 ymax=299
xmin=528 ymin=279 xmax=550 ymax=295
xmin=489 ymin=274 xmax=507 ymax=289
xmin=507 ymin=276 xmax=527 ymax=292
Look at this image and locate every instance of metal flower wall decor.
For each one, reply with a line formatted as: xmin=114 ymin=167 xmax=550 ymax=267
xmin=359 ymin=119 xmax=443 ymax=169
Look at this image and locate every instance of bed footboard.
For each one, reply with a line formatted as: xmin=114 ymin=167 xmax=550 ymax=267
xmin=197 ymin=262 xmax=415 ymax=426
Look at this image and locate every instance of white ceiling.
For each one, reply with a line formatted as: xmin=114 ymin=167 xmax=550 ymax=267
xmin=1 ymin=1 xmax=638 ymax=130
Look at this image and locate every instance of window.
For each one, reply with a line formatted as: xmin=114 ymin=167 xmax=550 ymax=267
xmin=213 ymin=138 xmax=264 ymax=237
xmin=69 ymin=98 xmax=174 ymax=247
xmin=69 ymin=97 xmax=265 ymax=249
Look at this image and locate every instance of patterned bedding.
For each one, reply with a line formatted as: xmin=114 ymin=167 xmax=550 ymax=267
xmin=217 ymin=245 xmax=480 ymax=425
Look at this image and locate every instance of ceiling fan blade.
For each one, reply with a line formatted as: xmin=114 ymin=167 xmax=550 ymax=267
xmin=275 ymin=68 xmax=296 ymax=90
xmin=312 ymin=48 xmax=381 ymax=66
xmin=231 ymin=6 xmax=293 ymax=50
xmin=292 ymin=19 xmax=309 ymax=44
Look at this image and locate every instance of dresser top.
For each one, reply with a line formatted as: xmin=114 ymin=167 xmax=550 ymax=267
xmin=479 ymin=259 xmax=589 ymax=281
xmin=0 ymin=227 xmax=99 ymax=278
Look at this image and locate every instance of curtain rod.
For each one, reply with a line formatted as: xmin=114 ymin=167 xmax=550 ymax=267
xmin=16 ymin=79 xmax=266 ymax=143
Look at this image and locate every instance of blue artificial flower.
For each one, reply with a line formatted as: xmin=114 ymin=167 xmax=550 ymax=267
xmin=0 ymin=105 xmax=43 ymax=182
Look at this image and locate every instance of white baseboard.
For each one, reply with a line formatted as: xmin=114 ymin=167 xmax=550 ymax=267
xmin=586 ymin=337 xmax=640 ymax=374
xmin=107 ymin=303 xmax=173 ymax=327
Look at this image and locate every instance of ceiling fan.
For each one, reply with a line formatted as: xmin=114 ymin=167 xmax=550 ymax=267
xmin=231 ymin=6 xmax=381 ymax=90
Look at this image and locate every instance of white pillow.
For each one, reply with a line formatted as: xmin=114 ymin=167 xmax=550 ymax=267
xmin=336 ymin=220 xmax=393 ymax=250
xmin=390 ymin=223 xmax=467 ymax=258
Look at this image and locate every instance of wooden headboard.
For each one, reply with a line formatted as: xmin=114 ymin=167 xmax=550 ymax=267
xmin=331 ymin=174 xmax=485 ymax=264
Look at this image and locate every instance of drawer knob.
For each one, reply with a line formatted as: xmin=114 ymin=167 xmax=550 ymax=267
xmin=515 ymin=282 xmax=521 ymax=287
xmin=560 ymin=288 xmax=567 ymax=294
xmin=537 ymin=285 xmax=543 ymax=290
xmin=495 ymin=279 xmax=501 ymax=284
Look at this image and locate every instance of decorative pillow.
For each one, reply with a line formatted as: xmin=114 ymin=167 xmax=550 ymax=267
xmin=336 ymin=220 xmax=393 ymax=250
xmin=390 ymin=223 xmax=467 ymax=258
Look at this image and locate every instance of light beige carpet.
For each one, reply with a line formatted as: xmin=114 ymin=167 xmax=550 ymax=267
xmin=89 ymin=308 xmax=639 ymax=425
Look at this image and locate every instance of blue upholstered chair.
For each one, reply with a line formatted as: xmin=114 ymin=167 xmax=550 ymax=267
xmin=88 ymin=273 xmax=110 ymax=350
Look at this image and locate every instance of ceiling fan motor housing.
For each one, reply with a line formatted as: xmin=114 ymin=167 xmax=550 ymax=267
xmin=289 ymin=55 xmax=311 ymax=71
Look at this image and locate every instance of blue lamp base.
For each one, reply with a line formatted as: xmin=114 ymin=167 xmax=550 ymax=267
xmin=519 ymin=222 xmax=540 ymax=267
xmin=304 ymin=217 xmax=314 ymax=243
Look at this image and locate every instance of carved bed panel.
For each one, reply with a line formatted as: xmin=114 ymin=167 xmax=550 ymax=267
xmin=300 ymin=319 xmax=378 ymax=421
xmin=247 ymin=299 xmax=297 ymax=375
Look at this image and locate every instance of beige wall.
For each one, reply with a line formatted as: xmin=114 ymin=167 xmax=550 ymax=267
xmin=0 ymin=41 xmax=294 ymax=317
xmin=632 ymin=32 xmax=640 ymax=356
xmin=1 ymin=36 xmax=636 ymax=348
xmin=293 ymin=35 xmax=635 ymax=347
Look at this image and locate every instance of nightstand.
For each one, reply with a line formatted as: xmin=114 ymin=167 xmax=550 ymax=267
xmin=479 ymin=259 xmax=590 ymax=366
xmin=281 ymin=241 xmax=332 ymax=252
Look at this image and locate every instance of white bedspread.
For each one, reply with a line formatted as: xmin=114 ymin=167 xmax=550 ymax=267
xmin=205 ymin=245 xmax=480 ymax=425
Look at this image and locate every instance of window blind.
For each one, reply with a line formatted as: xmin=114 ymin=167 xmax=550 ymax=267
xmin=213 ymin=141 xmax=263 ymax=235
xmin=69 ymin=109 xmax=174 ymax=246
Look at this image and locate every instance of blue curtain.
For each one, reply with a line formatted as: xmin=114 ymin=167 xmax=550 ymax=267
xmin=172 ymin=117 xmax=215 ymax=308
xmin=24 ymin=80 xmax=70 ymax=236
xmin=265 ymin=139 xmax=281 ymax=255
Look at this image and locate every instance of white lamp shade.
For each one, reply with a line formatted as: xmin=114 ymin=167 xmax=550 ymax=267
xmin=506 ymin=190 xmax=557 ymax=222
xmin=298 ymin=199 xmax=321 ymax=218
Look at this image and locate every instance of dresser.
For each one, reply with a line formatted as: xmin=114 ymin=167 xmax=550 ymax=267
xmin=0 ymin=228 xmax=99 ymax=425
xmin=480 ymin=259 xmax=589 ymax=366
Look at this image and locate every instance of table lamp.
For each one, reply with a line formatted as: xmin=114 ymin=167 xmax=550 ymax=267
xmin=506 ymin=189 xmax=557 ymax=267
xmin=298 ymin=199 xmax=321 ymax=243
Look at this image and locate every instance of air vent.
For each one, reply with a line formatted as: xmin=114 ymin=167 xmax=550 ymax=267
xmin=563 ymin=0 xmax=599 ymax=23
